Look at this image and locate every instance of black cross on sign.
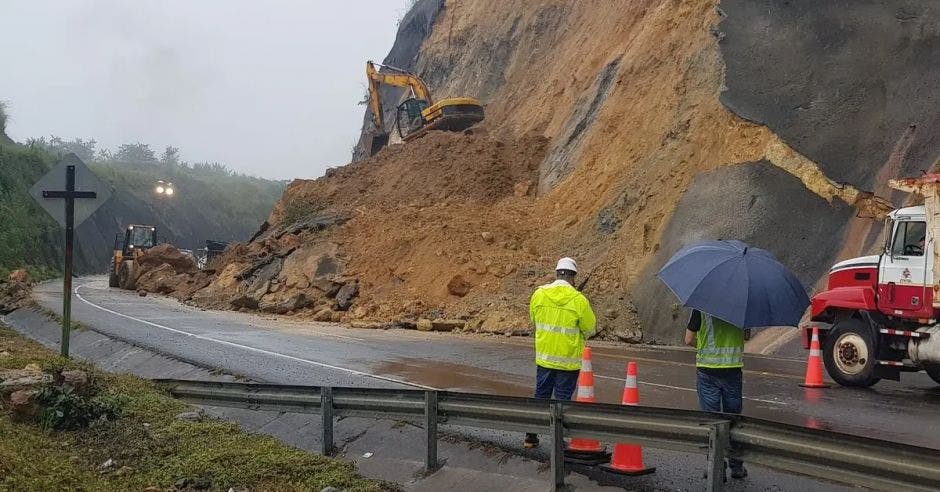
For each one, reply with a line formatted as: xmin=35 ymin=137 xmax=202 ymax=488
xmin=41 ymin=164 xmax=97 ymax=357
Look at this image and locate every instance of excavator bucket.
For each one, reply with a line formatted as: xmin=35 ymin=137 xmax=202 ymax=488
xmin=364 ymin=132 xmax=390 ymax=157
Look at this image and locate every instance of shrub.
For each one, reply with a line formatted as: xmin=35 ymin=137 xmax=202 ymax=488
xmin=35 ymin=373 xmax=126 ymax=431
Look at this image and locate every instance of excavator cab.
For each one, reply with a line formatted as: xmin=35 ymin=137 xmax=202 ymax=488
xmin=396 ymin=98 xmax=430 ymax=140
xmin=109 ymin=224 xmax=157 ymax=290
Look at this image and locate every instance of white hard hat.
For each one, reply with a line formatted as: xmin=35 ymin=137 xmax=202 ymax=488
xmin=556 ymin=257 xmax=578 ymax=273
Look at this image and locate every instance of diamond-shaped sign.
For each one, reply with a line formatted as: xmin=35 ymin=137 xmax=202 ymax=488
xmin=29 ymin=153 xmax=112 ymax=228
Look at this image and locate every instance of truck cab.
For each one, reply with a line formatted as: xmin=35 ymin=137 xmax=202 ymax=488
xmin=811 ymin=200 xmax=940 ymax=387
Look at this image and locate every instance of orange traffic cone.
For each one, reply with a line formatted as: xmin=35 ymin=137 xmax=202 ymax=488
xmin=600 ymin=362 xmax=656 ymax=476
xmin=800 ymin=326 xmax=830 ymax=388
xmin=564 ymin=347 xmax=611 ymax=465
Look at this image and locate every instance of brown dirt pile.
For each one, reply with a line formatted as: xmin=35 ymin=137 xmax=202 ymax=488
xmin=270 ymin=131 xmax=548 ymax=222
xmin=134 ymin=244 xmax=212 ymax=301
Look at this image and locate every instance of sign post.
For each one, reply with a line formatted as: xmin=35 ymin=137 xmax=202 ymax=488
xmin=30 ymin=154 xmax=111 ymax=357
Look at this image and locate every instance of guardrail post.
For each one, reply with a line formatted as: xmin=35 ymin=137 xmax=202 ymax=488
xmin=425 ymin=390 xmax=439 ymax=473
xmin=321 ymin=386 xmax=334 ymax=456
xmin=550 ymin=401 xmax=566 ymax=491
xmin=705 ymin=421 xmax=730 ymax=492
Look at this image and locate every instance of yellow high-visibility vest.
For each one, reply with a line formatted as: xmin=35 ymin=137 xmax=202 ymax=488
xmin=696 ymin=314 xmax=744 ymax=369
xmin=530 ymin=280 xmax=597 ymax=370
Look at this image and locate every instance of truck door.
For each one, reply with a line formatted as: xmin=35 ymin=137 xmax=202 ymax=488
xmin=879 ymin=219 xmax=930 ymax=316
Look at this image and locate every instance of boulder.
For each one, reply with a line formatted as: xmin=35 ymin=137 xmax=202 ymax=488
xmin=431 ymin=319 xmax=464 ymax=332
xmin=8 ymin=269 xmax=29 ymax=283
xmin=8 ymin=389 xmax=39 ymax=421
xmin=313 ymin=308 xmax=334 ymax=322
xmin=310 ymin=278 xmax=342 ymax=297
xmin=480 ymin=232 xmax=495 ymax=244
xmin=229 ymin=294 xmax=259 ymax=310
xmin=137 ymin=243 xmax=199 ymax=274
xmin=447 ymin=275 xmax=471 ymax=297
xmin=0 ymin=368 xmax=52 ymax=395
xmin=416 ymin=319 xmax=433 ymax=332
xmin=61 ymin=370 xmax=90 ymax=394
xmin=260 ymin=293 xmax=308 ymax=315
xmin=335 ymin=281 xmax=359 ymax=311
xmin=330 ymin=311 xmax=344 ymax=323
xmin=175 ymin=408 xmax=206 ymax=422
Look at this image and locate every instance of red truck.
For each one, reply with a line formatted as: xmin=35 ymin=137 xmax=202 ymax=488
xmin=809 ymin=175 xmax=940 ymax=387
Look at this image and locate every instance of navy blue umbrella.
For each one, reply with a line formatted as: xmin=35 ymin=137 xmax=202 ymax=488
xmin=657 ymin=240 xmax=809 ymax=329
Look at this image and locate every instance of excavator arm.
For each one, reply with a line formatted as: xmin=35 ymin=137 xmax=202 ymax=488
xmin=366 ymin=61 xmax=432 ymax=133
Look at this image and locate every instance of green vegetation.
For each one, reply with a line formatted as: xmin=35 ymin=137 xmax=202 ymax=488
xmin=0 ymin=323 xmax=389 ymax=491
xmin=0 ymin=144 xmax=63 ymax=276
xmin=0 ymin=104 xmax=286 ymax=275
xmin=282 ymin=198 xmax=325 ymax=226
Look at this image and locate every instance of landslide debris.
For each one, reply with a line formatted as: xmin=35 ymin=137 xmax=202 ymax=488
xmin=0 ymin=270 xmax=32 ymax=314
xmin=135 ymin=0 xmax=940 ymax=345
xmin=134 ymin=244 xmax=212 ymax=301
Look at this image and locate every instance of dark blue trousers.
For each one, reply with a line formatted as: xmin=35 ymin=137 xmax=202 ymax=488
xmin=535 ymin=365 xmax=580 ymax=400
xmin=697 ymin=368 xmax=744 ymax=470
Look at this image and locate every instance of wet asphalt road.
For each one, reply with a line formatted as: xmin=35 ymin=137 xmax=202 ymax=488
xmin=33 ymin=277 xmax=940 ymax=453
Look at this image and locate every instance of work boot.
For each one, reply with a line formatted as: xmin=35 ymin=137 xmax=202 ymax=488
xmin=523 ymin=433 xmax=540 ymax=449
xmin=730 ymin=465 xmax=748 ymax=479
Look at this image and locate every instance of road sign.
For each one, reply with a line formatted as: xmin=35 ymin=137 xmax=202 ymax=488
xmin=29 ymin=153 xmax=111 ymax=228
xmin=29 ymin=153 xmax=112 ymax=357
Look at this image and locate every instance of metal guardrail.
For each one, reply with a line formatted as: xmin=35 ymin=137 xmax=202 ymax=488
xmin=157 ymin=379 xmax=940 ymax=492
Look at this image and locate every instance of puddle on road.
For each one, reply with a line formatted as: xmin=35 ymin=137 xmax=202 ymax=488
xmin=372 ymin=358 xmax=531 ymax=396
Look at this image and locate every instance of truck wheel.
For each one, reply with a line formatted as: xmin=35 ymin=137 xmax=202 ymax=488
xmin=823 ymin=318 xmax=881 ymax=387
xmin=118 ymin=261 xmax=137 ymax=290
xmin=926 ymin=365 xmax=940 ymax=386
xmin=108 ymin=261 xmax=119 ymax=288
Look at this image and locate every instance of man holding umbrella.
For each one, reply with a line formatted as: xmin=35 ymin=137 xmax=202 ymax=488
xmin=685 ymin=309 xmax=747 ymax=478
xmin=658 ymin=240 xmax=810 ymax=481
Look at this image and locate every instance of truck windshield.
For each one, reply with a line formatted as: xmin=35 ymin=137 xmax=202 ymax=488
xmin=891 ymin=221 xmax=926 ymax=256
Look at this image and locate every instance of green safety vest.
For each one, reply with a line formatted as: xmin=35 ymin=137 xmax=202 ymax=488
xmin=696 ymin=314 xmax=744 ymax=369
xmin=530 ymin=280 xmax=597 ymax=371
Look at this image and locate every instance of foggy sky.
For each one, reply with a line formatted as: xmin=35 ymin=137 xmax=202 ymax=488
xmin=0 ymin=1 xmax=411 ymax=179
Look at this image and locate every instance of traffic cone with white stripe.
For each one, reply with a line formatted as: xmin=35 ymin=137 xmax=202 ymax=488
xmin=564 ymin=347 xmax=611 ymax=465
xmin=800 ymin=326 xmax=830 ymax=388
xmin=600 ymin=361 xmax=655 ymax=475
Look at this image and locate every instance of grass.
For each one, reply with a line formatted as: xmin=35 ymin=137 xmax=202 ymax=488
xmin=0 ymin=323 xmax=391 ymax=491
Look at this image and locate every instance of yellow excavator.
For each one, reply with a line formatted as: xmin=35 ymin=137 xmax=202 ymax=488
xmin=365 ymin=60 xmax=484 ymax=156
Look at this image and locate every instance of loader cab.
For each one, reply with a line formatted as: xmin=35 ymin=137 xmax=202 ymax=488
xmin=123 ymin=224 xmax=156 ymax=257
xmin=878 ymin=206 xmax=933 ymax=319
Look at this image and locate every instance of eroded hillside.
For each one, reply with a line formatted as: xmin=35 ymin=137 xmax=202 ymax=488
xmin=144 ymin=0 xmax=940 ymax=344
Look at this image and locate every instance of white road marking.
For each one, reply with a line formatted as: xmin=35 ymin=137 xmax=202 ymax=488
xmin=595 ymin=374 xmax=787 ymax=405
xmin=73 ymin=284 xmax=437 ymax=391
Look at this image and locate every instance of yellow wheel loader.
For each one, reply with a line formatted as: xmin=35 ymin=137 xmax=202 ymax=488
xmin=108 ymin=224 xmax=156 ymax=290
xmin=364 ymin=61 xmax=484 ymax=156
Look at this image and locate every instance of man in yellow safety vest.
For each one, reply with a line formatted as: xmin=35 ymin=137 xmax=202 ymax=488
xmin=685 ymin=309 xmax=747 ymax=479
xmin=524 ymin=257 xmax=596 ymax=448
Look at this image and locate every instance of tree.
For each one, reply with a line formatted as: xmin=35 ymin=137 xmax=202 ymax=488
xmin=24 ymin=135 xmax=97 ymax=162
xmin=0 ymin=101 xmax=8 ymax=134
xmin=160 ymin=146 xmax=181 ymax=167
xmin=113 ymin=142 xmax=157 ymax=165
